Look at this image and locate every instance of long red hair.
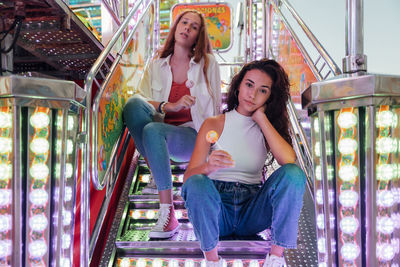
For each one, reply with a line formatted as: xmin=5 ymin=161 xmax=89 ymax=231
xmin=159 ymin=10 xmax=214 ymax=98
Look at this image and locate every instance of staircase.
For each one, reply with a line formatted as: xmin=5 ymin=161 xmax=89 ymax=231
xmin=100 ymin=157 xmax=318 ymax=267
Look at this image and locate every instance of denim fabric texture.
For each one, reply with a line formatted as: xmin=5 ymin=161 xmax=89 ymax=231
xmin=181 ymin=163 xmax=306 ymax=251
xmin=123 ymin=95 xmax=197 ymax=191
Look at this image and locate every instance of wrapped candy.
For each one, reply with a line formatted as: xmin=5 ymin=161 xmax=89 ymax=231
xmin=206 ymin=130 xmax=222 ymax=150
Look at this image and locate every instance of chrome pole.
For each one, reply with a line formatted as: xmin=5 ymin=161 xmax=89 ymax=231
xmin=343 ymin=0 xmax=367 ymax=73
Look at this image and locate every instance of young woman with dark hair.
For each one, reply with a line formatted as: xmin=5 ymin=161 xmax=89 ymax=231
xmin=182 ymin=59 xmax=306 ymax=267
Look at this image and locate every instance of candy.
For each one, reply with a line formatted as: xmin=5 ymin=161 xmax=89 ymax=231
xmin=206 ymin=130 xmax=219 ymax=144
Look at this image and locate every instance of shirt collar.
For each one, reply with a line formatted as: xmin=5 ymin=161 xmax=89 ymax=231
xmin=159 ymin=54 xmax=199 ymax=67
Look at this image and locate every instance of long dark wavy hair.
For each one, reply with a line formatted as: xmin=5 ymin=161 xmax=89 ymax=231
xmin=225 ymin=59 xmax=292 ymax=162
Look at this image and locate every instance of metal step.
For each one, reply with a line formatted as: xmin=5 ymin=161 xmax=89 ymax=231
xmin=0 ymin=0 xmax=111 ymax=80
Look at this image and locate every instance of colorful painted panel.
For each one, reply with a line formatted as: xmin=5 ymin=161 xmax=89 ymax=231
xmin=96 ymin=6 xmax=154 ymax=182
xmin=172 ymin=3 xmax=232 ymax=51
xmin=270 ymin=9 xmax=317 ymax=105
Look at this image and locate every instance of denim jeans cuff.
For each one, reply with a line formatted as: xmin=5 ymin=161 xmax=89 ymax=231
xmin=272 ymin=240 xmax=297 ymax=249
xmin=201 ymin=238 xmax=219 ymax=252
xmin=156 ymin=185 xmax=173 ymax=191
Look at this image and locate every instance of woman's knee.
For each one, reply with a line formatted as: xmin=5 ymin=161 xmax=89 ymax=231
xmin=123 ymin=95 xmax=151 ymax=121
xmin=182 ymin=174 xmax=212 ymax=197
xmin=280 ymin=163 xmax=306 ymax=188
xmin=142 ymin=122 xmax=163 ymax=143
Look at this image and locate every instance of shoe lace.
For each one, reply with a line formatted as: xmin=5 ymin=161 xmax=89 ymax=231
xmin=153 ymin=206 xmax=171 ymax=230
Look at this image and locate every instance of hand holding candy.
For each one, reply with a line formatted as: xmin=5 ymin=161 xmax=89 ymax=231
xmin=206 ymin=130 xmax=235 ymax=170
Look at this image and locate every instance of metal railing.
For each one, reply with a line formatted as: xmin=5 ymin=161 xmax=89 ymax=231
xmin=272 ymin=0 xmax=342 ymax=78
xmin=82 ymin=0 xmax=154 ymax=263
xmin=261 ymin=0 xmax=343 ymax=196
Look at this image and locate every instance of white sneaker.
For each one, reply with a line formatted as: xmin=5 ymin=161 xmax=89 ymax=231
xmin=205 ymin=257 xmax=223 ymax=267
xmin=263 ymin=254 xmax=286 ymax=267
xmin=142 ymin=175 xmax=158 ymax=194
xmin=148 ymin=204 xmax=180 ymax=238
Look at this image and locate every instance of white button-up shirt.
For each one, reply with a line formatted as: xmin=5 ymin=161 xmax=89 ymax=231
xmin=137 ymin=54 xmax=221 ymax=131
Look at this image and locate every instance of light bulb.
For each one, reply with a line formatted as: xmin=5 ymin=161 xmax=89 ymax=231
xmin=337 ymin=112 xmax=357 ymax=129
xmin=29 ymin=189 xmax=48 ymax=206
xmin=341 ymin=243 xmax=360 ymax=261
xmin=377 ymin=110 xmax=397 ymax=128
xmin=0 ymin=215 xmax=11 ymax=232
xmin=377 ymin=217 xmax=395 ymax=235
xmin=340 ymin=217 xmax=359 ymax=235
xmin=29 ymin=214 xmax=48 ymax=232
xmin=339 ymin=190 xmax=359 ymax=207
xmin=0 ymin=112 xmax=12 ymax=128
xmin=30 ymin=112 xmax=49 ymax=128
xmin=377 ymin=164 xmax=396 ymax=181
xmin=339 ymin=165 xmax=358 ymax=182
xmin=0 ymin=163 xmax=12 ymax=181
xmin=30 ymin=138 xmax=49 ymax=154
xmin=377 ymin=190 xmax=395 ymax=207
xmin=146 ymin=210 xmax=155 ymax=219
xmin=30 ymin=163 xmax=49 ymax=181
xmin=0 ymin=189 xmax=11 ymax=206
xmin=338 ymin=138 xmax=358 ymax=155
xmin=376 ymin=137 xmax=398 ymax=154
xmin=29 ymin=240 xmax=47 ymax=258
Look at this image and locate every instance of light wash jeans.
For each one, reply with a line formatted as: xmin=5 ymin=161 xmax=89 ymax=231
xmin=181 ymin=164 xmax=306 ymax=251
xmin=123 ymin=95 xmax=197 ymax=191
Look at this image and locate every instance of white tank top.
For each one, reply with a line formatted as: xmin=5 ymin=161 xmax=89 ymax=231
xmin=208 ymin=109 xmax=268 ymax=184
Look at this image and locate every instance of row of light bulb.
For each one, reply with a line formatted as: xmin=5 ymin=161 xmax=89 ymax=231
xmin=375 ymin=107 xmax=399 ymax=263
xmin=28 ymin=109 xmax=51 ymax=263
xmin=0 ymin=109 xmax=12 ymax=262
xmin=131 ymin=209 xmax=185 ymax=220
xmin=119 ymin=258 xmax=264 ymax=267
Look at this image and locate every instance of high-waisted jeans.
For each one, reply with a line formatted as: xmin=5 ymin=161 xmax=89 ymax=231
xmin=123 ymin=95 xmax=197 ymax=191
xmin=181 ymin=164 xmax=306 ymax=251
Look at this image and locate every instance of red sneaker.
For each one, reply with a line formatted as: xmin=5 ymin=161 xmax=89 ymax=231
xmin=149 ymin=204 xmax=180 ymax=238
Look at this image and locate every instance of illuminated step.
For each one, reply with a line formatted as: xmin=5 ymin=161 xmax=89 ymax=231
xmin=116 ymin=257 xmax=267 ymax=267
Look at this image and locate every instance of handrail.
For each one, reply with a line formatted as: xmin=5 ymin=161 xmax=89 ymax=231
xmin=279 ymin=0 xmax=342 ymax=76
xmin=101 ymin=0 xmax=121 ymax=26
xmin=270 ymin=1 xmax=322 ymax=81
xmin=84 ymin=0 xmax=149 ymax=191
xmin=82 ymin=1 xmax=153 ymax=264
xmin=287 ymin=98 xmax=314 ymax=197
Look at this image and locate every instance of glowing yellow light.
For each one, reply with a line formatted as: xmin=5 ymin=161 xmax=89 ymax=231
xmin=30 ymin=138 xmax=49 ymax=154
xmin=141 ymin=174 xmax=151 ymax=183
xmin=68 ymin=116 xmax=74 ymax=131
xmin=30 ymin=163 xmax=49 ymax=181
xmin=0 ymin=137 xmax=12 ymax=153
xmin=30 ymin=112 xmax=49 ymax=128
xmin=377 ymin=164 xmax=396 ymax=181
xmin=0 ymin=112 xmax=12 ymax=128
xmin=137 ymin=259 xmax=147 ymax=267
xmin=315 ymin=142 xmax=321 ymax=157
xmin=132 ymin=210 xmax=141 ymax=219
xmin=338 ymin=138 xmax=358 ymax=155
xmin=313 ymin=118 xmax=320 ymax=133
xmin=120 ymin=258 xmax=131 ymax=267
xmin=153 ymin=259 xmax=163 ymax=267
xmin=146 ymin=210 xmax=155 ymax=219
xmin=377 ymin=110 xmax=397 ymax=128
xmin=339 ymin=165 xmax=358 ymax=182
xmin=376 ymin=137 xmax=397 ymax=154
xmin=337 ymin=112 xmax=357 ymax=129
xmin=65 ymin=163 xmax=73 ymax=179
xmin=0 ymin=164 xmax=12 ymax=181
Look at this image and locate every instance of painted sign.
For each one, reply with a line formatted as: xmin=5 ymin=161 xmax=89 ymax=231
xmin=96 ymin=6 xmax=154 ymax=182
xmin=172 ymin=3 xmax=232 ymax=51
xmin=270 ymin=9 xmax=317 ymax=105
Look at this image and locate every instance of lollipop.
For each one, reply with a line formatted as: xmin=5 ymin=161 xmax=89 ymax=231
xmin=206 ymin=130 xmax=222 ymax=150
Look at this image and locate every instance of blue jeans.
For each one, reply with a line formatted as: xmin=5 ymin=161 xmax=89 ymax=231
xmin=123 ymin=95 xmax=197 ymax=190
xmin=181 ymin=164 xmax=306 ymax=251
